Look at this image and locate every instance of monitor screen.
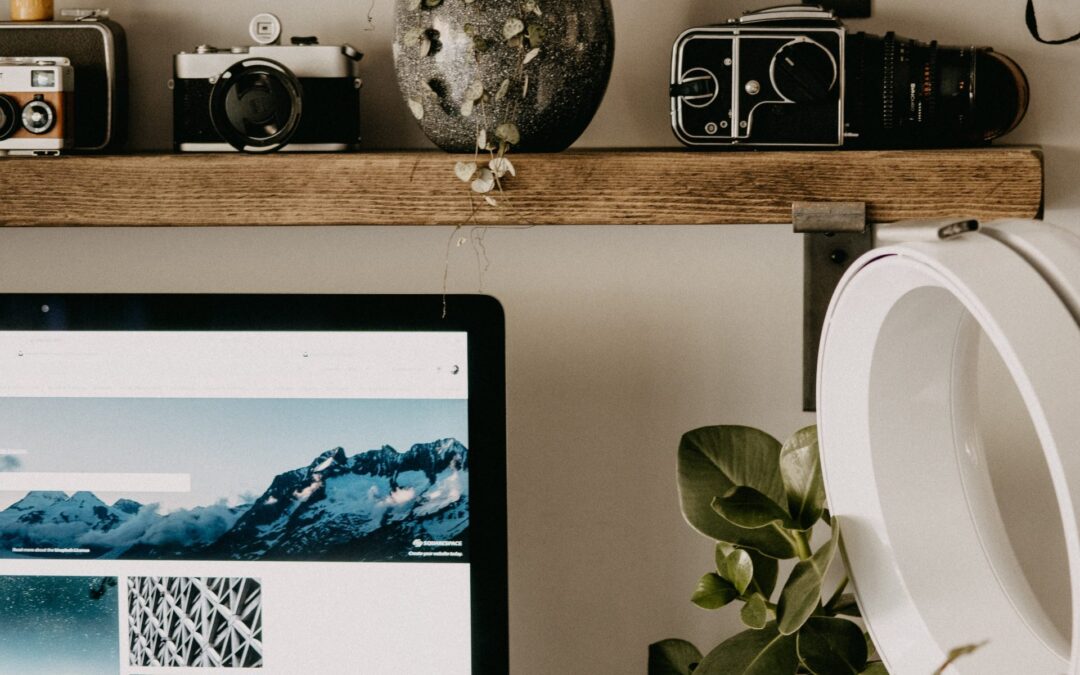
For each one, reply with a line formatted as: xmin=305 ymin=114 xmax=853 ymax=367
xmin=0 ymin=295 xmax=507 ymax=675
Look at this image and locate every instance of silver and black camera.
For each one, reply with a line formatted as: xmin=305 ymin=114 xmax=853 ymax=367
xmin=670 ymin=4 xmax=1029 ymax=148
xmin=0 ymin=56 xmax=74 ymax=155
xmin=172 ymin=13 xmax=363 ymax=152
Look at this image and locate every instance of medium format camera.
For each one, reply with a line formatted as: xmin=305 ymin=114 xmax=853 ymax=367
xmin=670 ymin=5 xmax=1029 ymax=148
xmin=0 ymin=56 xmax=73 ymax=155
xmin=172 ymin=13 xmax=363 ymax=152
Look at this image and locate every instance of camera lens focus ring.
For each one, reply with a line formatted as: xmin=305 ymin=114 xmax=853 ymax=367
xmin=20 ymin=99 xmax=55 ymax=135
xmin=208 ymin=57 xmax=303 ymax=153
xmin=0 ymin=95 xmax=19 ymax=140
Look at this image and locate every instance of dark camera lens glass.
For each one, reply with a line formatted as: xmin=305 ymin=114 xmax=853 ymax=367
xmin=209 ymin=58 xmax=303 ymax=152
xmin=224 ymin=71 xmax=296 ymax=141
xmin=0 ymin=95 xmax=18 ymax=141
xmin=846 ymin=32 xmax=1029 ymax=147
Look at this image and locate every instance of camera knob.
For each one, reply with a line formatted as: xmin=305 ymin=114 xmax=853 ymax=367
xmin=772 ymin=40 xmax=837 ymax=103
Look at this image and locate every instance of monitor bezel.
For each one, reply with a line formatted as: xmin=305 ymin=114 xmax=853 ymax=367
xmin=0 ymin=293 xmax=509 ymax=675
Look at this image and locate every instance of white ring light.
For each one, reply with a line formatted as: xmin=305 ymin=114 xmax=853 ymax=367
xmin=818 ymin=220 xmax=1080 ymax=674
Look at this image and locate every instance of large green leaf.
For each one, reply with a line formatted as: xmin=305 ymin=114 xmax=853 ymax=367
xmin=695 ymin=623 xmax=798 ymax=675
xmin=779 ymin=426 xmax=826 ymax=531
xmin=777 ymin=521 xmax=839 ymax=635
xmin=861 ymin=663 xmax=889 ymax=674
xmin=691 ymin=573 xmax=739 ymax=610
xmin=678 ymin=426 xmax=795 ymax=558
xmin=712 ymin=487 xmax=797 ymax=530
xmin=797 ymin=617 xmax=868 ymax=675
xmin=741 ymin=593 xmax=769 ymax=630
xmin=648 ymin=639 xmax=703 ymax=675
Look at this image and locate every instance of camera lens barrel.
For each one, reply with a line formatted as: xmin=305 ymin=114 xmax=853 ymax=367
xmin=845 ymin=31 xmax=1029 ymax=147
xmin=0 ymin=95 xmax=19 ymax=140
xmin=208 ymin=57 xmax=303 ymax=153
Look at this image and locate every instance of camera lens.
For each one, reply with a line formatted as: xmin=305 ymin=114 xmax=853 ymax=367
xmin=20 ymin=99 xmax=55 ymax=135
xmin=0 ymin=95 xmax=19 ymax=140
xmin=846 ymin=32 xmax=1029 ymax=147
xmin=209 ymin=58 xmax=303 ymax=152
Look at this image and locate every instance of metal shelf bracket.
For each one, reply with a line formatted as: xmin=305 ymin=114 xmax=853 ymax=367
xmin=794 ymin=202 xmax=872 ymax=412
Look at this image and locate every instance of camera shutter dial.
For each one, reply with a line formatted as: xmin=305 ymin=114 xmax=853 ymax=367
xmin=20 ymin=98 xmax=55 ymax=135
xmin=208 ymin=57 xmax=303 ymax=153
xmin=0 ymin=95 xmax=19 ymax=140
xmin=770 ymin=39 xmax=838 ymax=103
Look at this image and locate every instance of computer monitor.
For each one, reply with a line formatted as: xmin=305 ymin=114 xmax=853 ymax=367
xmin=0 ymin=294 xmax=507 ymax=674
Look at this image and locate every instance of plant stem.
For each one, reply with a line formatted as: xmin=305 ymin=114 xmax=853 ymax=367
xmin=792 ymin=530 xmax=812 ymax=561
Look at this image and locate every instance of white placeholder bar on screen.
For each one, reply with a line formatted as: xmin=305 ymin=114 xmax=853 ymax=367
xmin=0 ymin=472 xmax=191 ymax=493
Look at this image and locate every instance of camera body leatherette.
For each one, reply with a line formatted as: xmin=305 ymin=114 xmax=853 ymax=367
xmin=0 ymin=17 xmax=128 ymax=151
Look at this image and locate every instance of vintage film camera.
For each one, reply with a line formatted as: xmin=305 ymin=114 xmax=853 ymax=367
xmin=0 ymin=56 xmax=73 ymax=155
xmin=172 ymin=13 xmax=363 ymax=152
xmin=0 ymin=10 xmax=128 ymax=151
xmin=670 ymin=4 xmax=1029 ymax=148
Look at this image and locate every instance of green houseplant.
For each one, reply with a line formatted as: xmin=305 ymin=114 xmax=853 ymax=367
xmin=650 ymin=425 xmax=988 ymax=675
xmin=648 ymin=425 xmax=882 ymax=675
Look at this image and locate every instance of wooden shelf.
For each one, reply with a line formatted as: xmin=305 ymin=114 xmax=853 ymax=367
xmin=0 ymin=147 xmax=1043 ymax=227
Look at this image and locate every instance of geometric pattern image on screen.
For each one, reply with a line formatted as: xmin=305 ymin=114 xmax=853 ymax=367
xmin=128 ymin=576 xmax=263 ymax=668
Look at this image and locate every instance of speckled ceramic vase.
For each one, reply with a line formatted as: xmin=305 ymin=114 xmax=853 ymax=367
xmin=393 ymin=0 xmax=614 ymax=152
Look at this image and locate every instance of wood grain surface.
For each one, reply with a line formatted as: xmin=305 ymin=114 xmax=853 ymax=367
xmin=0 ymin=148 xmax=1043 ymax=226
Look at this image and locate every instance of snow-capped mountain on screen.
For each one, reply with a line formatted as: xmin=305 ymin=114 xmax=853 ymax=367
xmin=0 ymin=439 xmax=469 ymax=562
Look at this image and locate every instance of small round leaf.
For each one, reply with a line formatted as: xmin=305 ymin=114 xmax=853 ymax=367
xmin=723 ymin=549 xmax=754 ymax=595
xmin=454 ymin=161 xmax=477 ymax=183
xmin=691 ymin=572 xmax=738 ymax=610
xmin=741 ymin=594 xmax=769 ymax=630
xmin=407 ymin=99 xmax=424 ymax=120
xmin=503 ymin=17 xmax=525 ymax=40
xmin=470 ymin=168 xmax=495 ymax=194
xmin=495 ymin=123 xmax=521 ymax=145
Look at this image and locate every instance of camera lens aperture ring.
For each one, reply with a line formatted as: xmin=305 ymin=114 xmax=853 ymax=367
xmin=20 ymin=99 xmax=55 ymax=135
xmin=881 ymin=32 xmax=896 ymax=130
xmin=0 ymin=95 xmax=19 ymax=140
xmin=208 ymin=57 xmax=303 ymax=153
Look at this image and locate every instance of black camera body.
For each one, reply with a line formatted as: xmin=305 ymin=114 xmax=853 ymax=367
xmin=670 ymin=4 xmax=1029 ymax=149
xmin=172 ymin=15 xmax=363 ymax=153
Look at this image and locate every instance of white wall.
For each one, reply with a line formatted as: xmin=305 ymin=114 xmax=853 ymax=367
xmin=2 ymin=1 xmax=1078 ymax=672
